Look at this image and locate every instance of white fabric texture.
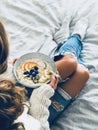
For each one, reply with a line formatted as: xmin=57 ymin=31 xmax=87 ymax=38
xmin=0 ymin=0 xmax=98 ymax=130
xmin=72 ymin=18 xmax=88 ymax=40
xmin=30 ymin=84 xmax=54 ymax=130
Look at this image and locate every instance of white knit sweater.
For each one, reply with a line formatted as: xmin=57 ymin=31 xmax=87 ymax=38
xmin=30 ymin=84 xmax=54 ymax=130
xmin=0 ymin=63 xmax=54 ymax=130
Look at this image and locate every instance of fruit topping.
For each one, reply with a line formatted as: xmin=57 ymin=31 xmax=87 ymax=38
xmin=23 ymin=71 xmax=30 ymax=75
xmin=22 ymin=61 xmax=38 ymax=70
xmin=23 ymin=66 xmax=40 ymax=83
xmin=34 ymin=66 xmax=38 ymax=70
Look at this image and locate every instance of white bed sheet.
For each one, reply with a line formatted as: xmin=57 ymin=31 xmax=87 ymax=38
xmin=0 ymin=0 xmax=98 ymax=130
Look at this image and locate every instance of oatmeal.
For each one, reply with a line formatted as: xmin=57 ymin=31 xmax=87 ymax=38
xmin=16 ymin=59 xmax=53 ymax=86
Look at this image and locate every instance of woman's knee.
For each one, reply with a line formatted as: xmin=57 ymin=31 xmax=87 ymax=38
xmin=77 ymin=64 xmax=90 ymax=81
xmin=62 ymin=55 xmax=77 ymax=71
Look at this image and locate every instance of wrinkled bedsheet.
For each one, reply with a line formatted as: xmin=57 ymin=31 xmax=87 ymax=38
xmin=0 ymin=0 xmax=98 ymax=129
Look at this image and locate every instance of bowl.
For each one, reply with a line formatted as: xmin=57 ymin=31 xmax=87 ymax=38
xmin=13 ymin=52 xmax=57 ymax=88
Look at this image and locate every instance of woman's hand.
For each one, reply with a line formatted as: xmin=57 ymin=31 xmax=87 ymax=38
xmin=49 ymin=74 xmax=59 ymax=90
xmin=10 ymin=58 xmax=18 ymax=65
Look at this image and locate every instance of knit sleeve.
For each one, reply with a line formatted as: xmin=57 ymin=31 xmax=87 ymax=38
xmin=29 ymin=84 xmax=54 ymax=130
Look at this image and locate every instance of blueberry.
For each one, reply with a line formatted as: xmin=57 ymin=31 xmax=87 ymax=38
xmin=34 ymin=69 xmax=38 ymax=74
xmin=31 ymin=72 xmax=36 ymax=77
xmin=34 ymin=66 xmax=38 ymax=70
xmin=30 ymin=69 xmax=34 ymax=75
xmin=23 ymin=71 xmax=30 ymax=75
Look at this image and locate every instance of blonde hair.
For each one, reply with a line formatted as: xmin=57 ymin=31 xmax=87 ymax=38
xmin=0 ymin=21 xmax=9 ymax=74
xmin=0 ymin=79 xmax=26 ymax=130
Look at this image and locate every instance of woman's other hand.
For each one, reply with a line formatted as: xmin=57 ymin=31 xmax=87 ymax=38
xmin=49 ymin=75 xmax=58 ymax=90
xmin=10 ymin=58 xmax=18 ymax=65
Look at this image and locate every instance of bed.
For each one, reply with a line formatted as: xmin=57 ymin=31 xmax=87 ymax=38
xmin=0 ymin=0 xmax=98 ymax=129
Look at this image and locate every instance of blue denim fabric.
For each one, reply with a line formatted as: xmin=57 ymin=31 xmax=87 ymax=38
xmin=48 ymin=34 xmax=84 ymax=124
xmin=53 ymin=34 xmax=84 ymax=65
xmin=48 ymin=90 xmax=73 ymax=124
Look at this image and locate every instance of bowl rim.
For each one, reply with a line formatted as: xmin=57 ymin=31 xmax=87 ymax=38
xmin=13 ymin=52 xmax=57 ymax=88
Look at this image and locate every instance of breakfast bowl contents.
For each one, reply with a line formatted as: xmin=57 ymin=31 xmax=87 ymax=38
xmin=13 ymin=52 xmax=57 ymax=88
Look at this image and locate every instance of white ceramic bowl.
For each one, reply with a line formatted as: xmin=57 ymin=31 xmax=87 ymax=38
xmin=13 ymin=52 xmax=56 ymax=88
